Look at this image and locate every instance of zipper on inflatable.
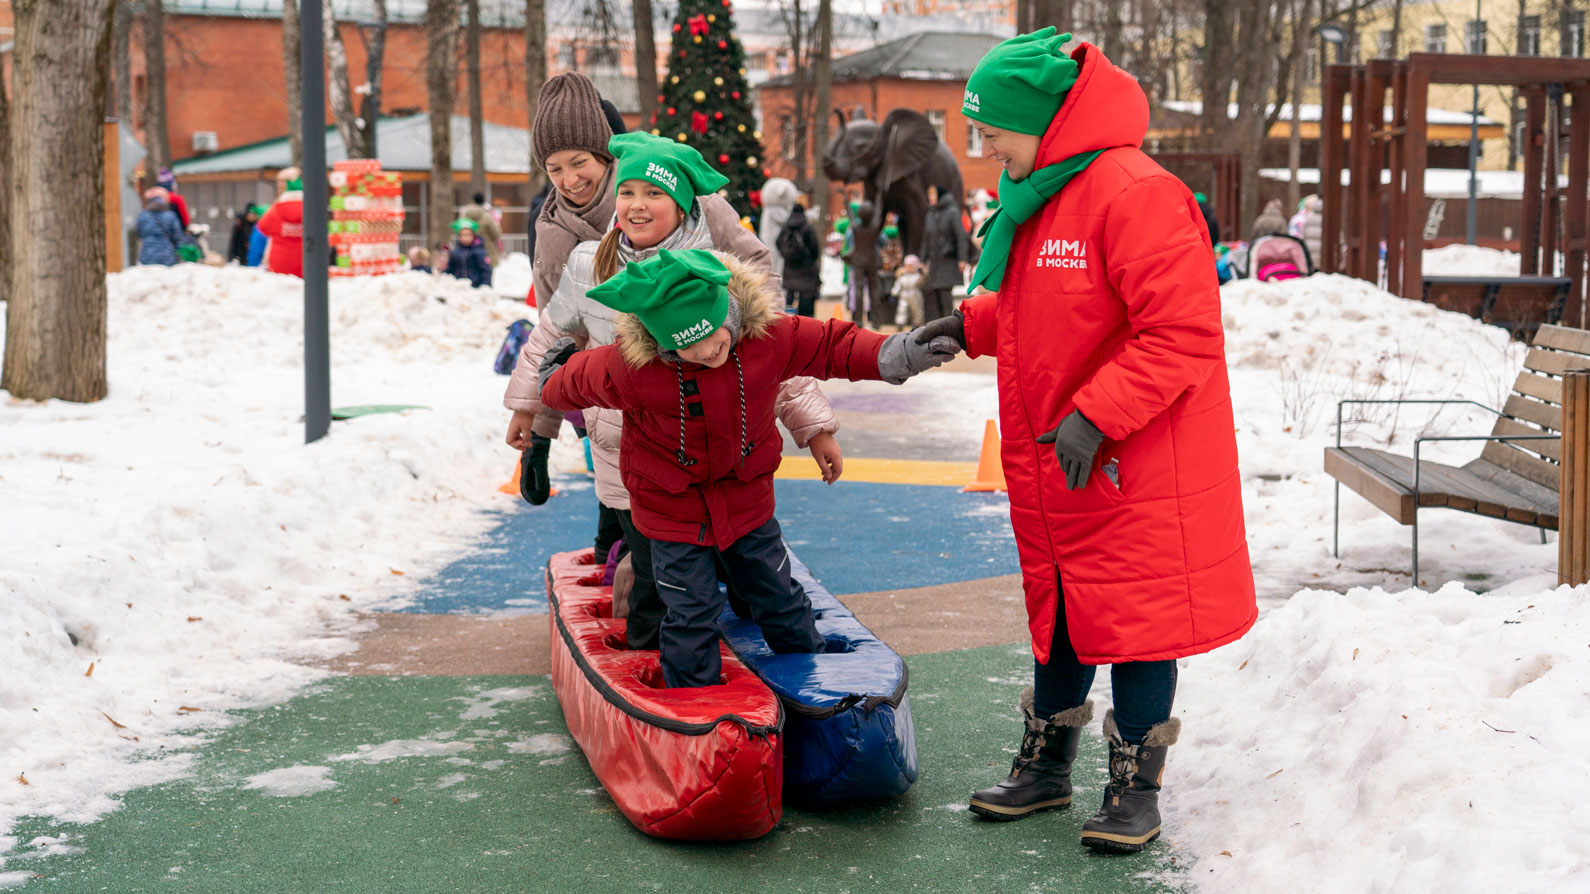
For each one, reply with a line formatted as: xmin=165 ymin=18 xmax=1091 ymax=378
xmin=548 ymin=575 xmax=784 ymax=739
xmin=733 ymin=653 xmax=911 ymax=720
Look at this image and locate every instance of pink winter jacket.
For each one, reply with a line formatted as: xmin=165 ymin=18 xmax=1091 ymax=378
xmin=503 ymin=195 xmax=839 ymax=511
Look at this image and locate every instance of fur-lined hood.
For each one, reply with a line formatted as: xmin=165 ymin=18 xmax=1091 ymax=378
xmin=616 ymin=251 xmax=779 ymax=368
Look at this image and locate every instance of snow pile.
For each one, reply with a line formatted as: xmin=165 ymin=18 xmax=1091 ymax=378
xmin=491 ymin=251 xmax=533 ymax=302
xmin=1169 ymin=582 xmax=1590 ymax=890
xmin=1424 ymin=245 xmax=1524 ymax=277
xmin=0 ymin=264 xmax=582 ymax=851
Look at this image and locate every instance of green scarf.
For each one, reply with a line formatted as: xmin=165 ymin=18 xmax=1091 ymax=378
xmin=968 ymin=149 xmax=1106 ymax=292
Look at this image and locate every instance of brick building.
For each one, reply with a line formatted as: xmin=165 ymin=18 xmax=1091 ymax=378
xmin=755 ymin=32 xmax=1007 ymax=223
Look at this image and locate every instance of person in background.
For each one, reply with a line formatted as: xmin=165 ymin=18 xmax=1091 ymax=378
xmin=758 ymin=177 xmax=798 ymax=277
xmin=255 ymin=178 xmax=306 ymax=278
xmin=922 ymin=186 xmax=971 ymax=321
xmin=155 ymin=166 xmax=190 ymax=229
xmin=876 ymin=220 xmax=903 ymax=328
xmin=1250 ymin=198 xmax=1287 ymax=240
xmin=1288 ymin=194 xmax=1323 ymax=266
xmin=250 ymin=166 xmax=302 ymax=269
xmin=445 ymin=219 xmax=493 ymax=288
xmin=1194 ymin=192 xmax=1220 ymax=247
xmin=408 ymin=246 xmax=433 ymax=273
xmin=228 ymin=204 xmax=262 ymax=265
xmin=892 ymin=254 xmax=926 ymax=329
xmin=136 ymin=187 xmax=184 ymax=267
xmin=775 ymin=201 xmax=821 ymax=316
xmin=460 ymin=192 xmax=505 ymax=265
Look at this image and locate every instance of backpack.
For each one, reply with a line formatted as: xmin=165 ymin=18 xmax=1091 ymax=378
xmin=493 ymin=319 xmax=534 ymax=375
xmin=775 ymin=224 xmax=809 ymax=265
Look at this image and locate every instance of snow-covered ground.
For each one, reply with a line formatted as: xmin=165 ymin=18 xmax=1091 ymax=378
xmin=1424 ymin=244 xmax=1526 ymax=277
xmin=3 ymin=264 xmax=1587 ymax=891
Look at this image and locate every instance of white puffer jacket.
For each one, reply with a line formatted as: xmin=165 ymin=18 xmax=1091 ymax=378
xmin=503 ymin=194 xmax=838 ymax=510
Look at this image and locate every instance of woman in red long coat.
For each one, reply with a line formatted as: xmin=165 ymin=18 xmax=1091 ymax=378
xmin=919 ymin=30 xmax=1256 ymax=853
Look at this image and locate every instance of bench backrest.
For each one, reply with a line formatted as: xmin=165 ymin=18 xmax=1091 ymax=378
xmin=1489 ymin=324 xmax=1590 ymax=488
xmin=1423 ymin=276 xmax=1571 ymax=341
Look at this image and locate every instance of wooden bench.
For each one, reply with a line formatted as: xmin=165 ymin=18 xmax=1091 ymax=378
xmin=1422 ymin=276 xmax=1571 ymax=341
xmin=1324 ymin=323 xmax=1590 ymax=583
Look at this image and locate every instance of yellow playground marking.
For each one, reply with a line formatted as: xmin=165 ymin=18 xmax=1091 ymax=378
xmin=775 ymin=456 xmax=980 ymax=487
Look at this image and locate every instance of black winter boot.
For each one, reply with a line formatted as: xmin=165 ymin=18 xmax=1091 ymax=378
xmin=1079 ymin=709 xmax=1180 ymax=853
xmin=969 ymin=687 xmax=1093 ymax=821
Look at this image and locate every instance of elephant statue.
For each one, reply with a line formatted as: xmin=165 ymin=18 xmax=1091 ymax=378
xmin=822 ymin=108 xmax=966 ymax=260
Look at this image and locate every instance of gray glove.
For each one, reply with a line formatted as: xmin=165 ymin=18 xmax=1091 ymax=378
xmin=913 ymin=311 xmax=966 ymax=351
xmin=1036 ymin=410 xmax=1105 ymax=491
xmin=878 ymin=330 xmax=960 ymax=385
xmin=538 ymin=337 xmax=577 ymax=392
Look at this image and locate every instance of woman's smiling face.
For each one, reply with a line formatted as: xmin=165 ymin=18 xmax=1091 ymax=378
xmin=616 ymin=179 xmax=685 ymax=249
xmin=975 ymin=124 xmax=1042 ymax=181
xmin=544 ymin=150 xmax=607 ymax=205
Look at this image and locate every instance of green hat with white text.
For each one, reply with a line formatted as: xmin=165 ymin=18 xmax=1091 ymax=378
xmin=962 ymin=28 xmax=1079 ymax=136
xmin=609 ymin=133 xmax=729 ymax=213
xmin=587 ymin=249 xmax=732 ymax=351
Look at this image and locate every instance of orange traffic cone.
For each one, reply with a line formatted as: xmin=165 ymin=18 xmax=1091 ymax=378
xmin=497 ymin=461 xmax=522 ymax=495
xmin=499 ymin=459 xmax=558 ymax=498
xmin=962 ymin=419 xmax=1007 ymax=493
xmin=830 ymin=302 xmax=848 ymax=322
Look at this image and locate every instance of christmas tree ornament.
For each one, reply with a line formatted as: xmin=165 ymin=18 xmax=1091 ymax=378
xmin=718 ymin=153 xmax=730 ymax=164
xmin=736 ymin=124 xmax=746 ymax=133
xmin=691 ymin=111 xmax=710 ymax=134
xmin=708 ymin=13 xmax=716 ymax=21
xmin=753 ymin=130 xmax=761 ymax=140
xmin=688 ymin=13 xmax=709 ymax=34
xmin=714 ymin=111 xmax=724 ymax=121
xmin=693 ymin=35 xmax=702 ymax=43
xmin=714 ymin=76 xmax=724 ymax=86
xmin=668 ymin=107 xmax=676 ymax=115
xmin=693 ymin=90 xmax=706 ymax=102
xmin=718 ymin=40 xmax=728 ymax=49
xmin=746 ymin=156 xmax=758 ymax=167
xmin=651 ymin=128 xmax=661 ymax=135
xmin=672 ymin=22 xmax=681 ymax=31
xmin=677 ymin=133 xmax=688 ymax=142
xmin=731 ymin=91 xmax=741 ymax=100
xmin=671 ymin=75 xmax=679 ymax=83
xmin=739 ymin=67 xmax=747 ymax=75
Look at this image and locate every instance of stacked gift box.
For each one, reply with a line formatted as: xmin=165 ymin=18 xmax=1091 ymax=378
xmin=328 ymin=159 xmax=404 ymax=277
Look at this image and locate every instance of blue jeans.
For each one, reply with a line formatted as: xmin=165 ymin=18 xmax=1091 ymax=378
xmin=1032 ymin=590 xmax=1177 ymax=743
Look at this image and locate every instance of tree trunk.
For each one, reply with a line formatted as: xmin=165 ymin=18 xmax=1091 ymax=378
xmin=3 ymin=0 xmax=116 ymax=402
xmin=1390 ymin=0 xmax=1403 ymax=56
xmin=1200 ymin=0 xmax=1236 ymax=142
xmin=525 ymin=0 xmax=547 ymax=192
xmin=427 ymin=0 xmax=459 ymax=248
xmin=141 ymin=0 xmax=170 ymax=173
xmin=1231 ymin=0 xmax=1276 ymax=226
xmin=467 ymin=0 xmax=485 ymax=196
xmin=358 ymin=0 xmax=388 ymax=160
xmin=0 ymin=50 xmax=10 ymax=309
xmin=113 ymin=0 xmax=133 ymax=120
xmin=1288 ymin=0 xmax=1310 ymax=208
xmin=811 ymin=0 xmax=832 ymax=236
xmin=324 ymin=0 xmax=363 ymax=157
xmin=632 ymin=0 xmax=658 ymax=126
xmin=284 ymin=0 xmax=303 ymax=167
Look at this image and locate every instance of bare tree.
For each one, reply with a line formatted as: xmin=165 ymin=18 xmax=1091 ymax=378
xmin=1288 ymin=0 xmax=1312 ymax=207
xmin=284 ymin=0 xmax=304 ymax=167
xmin=324 ymin=0 xmax=365 ymax=157
xmin=632 ymin=0 xmax=659 ymax=125
xmin=3 ymin=0 xmax=117 ymax=402
xmin=467 ymin=0 xmax=486 ymax=195
xmin=141 ymin=0 xmax=170 ymax=174
xmin=0 ymin=49 xmax=10 ymax=310
xmin=114 ymin=0 xmax=134 ymax=120
xmin=811 ymin=0 xmax=832 ymax=235
xmin=525 ymin=0 xmax=548 ymax=192
xmin=358 ymin=0 xmax=389 ymax=160
xmin=428 ymin=0 xmax=460 ymax=247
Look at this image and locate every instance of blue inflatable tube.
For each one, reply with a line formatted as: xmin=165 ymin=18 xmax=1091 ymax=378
xmin=718 ymin=550 xmax=918 ymax=806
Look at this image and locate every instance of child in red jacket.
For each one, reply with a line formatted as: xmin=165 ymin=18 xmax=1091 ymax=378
xmin=540 ymin=249 xmax=958 ymax=687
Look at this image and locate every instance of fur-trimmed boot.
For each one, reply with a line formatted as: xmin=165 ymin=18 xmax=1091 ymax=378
xmin=969 ymin=687 xmax=1093 ymax=821
xmin=1079 ymin=709 xmax=1180 ymax=853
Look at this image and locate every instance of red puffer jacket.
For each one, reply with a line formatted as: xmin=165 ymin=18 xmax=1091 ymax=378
xmin=960 ymin=43 xmax=1256 ymax=665
xmin=542 ymin=254 xmax=886 ymax=550
xmin=255 ymin=191 xmax=305 ymax=278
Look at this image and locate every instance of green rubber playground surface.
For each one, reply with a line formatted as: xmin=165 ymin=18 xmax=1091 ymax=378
xmin=10 ymin=645 xmax=1180 ymax=893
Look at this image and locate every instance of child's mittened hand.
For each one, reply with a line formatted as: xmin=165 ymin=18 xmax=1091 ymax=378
xmin=537 ymin=337 xmax=578 ymax=391
xmin=806 ymin=431 xmax=844 ymax=484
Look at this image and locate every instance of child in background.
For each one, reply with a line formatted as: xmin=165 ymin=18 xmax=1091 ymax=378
xmin=892 ymin=254 xmax=925 ymax=329
xmin=408 ymin=246 xmax=433 ymax=273
xmin=538 ymin=249 xmax=960 ymax=687
xmin=445 ymin=219 xmax=493 ymax=288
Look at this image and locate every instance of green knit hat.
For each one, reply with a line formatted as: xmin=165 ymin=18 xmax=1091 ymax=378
xmin=587 ymin=249 xmax=731 ymax=351
xmin=962 ymin=28 xmax=1079 ymax=136
xmin=451 ymin=218 xmax=477 ymax=232
xmin=609 ymin=133 xmax=730 ymax=213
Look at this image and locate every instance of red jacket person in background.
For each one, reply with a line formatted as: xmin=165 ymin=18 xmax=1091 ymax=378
xmin=917 ymin=29 xmax=1256 ymax=852
xmin=255 ymin=180 xmax=306 ymax=279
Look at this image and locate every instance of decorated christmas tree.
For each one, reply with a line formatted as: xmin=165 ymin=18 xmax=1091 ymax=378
xmin=651 ymin=0 xmax=765 ymax=219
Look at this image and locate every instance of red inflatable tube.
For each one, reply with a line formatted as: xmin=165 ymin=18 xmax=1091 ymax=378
xmin=546 ymin=549 xmax=784 ymax=841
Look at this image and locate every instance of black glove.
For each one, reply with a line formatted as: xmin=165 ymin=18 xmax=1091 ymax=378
xmin=1036 ymin=410 xmax=1105 ymax=491
xmin=537 ymin=337 xmax=578 ymax=392
xmin=913 ymin=310 xmax=965 ymax=351
xmin=521 ymin=434 xmax=553 ymax=505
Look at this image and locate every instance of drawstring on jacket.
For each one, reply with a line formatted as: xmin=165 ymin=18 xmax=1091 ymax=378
xmin=672 ymin=348 xmax=751 ymax=467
